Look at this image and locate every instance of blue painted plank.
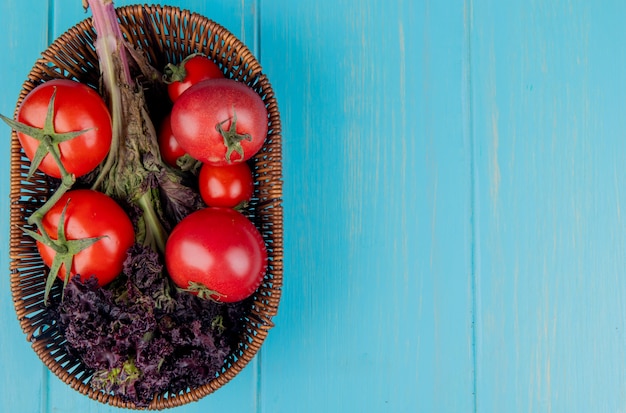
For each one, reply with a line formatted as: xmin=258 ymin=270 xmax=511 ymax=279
xmin=472 ymin=1 xmax=626 ymax=412
xmin=51 ymin=0 xmax=258 ymax=50
xmin=259 ymin=1 xmax=474 ymax=412
xmin=0 ymin=2 xmax=51 ymax=413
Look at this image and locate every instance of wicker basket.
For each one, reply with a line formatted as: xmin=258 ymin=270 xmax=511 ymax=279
xmin=8 ymin=4 xmax=282 ymax=410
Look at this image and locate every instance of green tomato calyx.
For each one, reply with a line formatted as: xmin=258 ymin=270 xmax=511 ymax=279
xmin=162 ymin=53 xmax=203 ymax=84
xmin=0 ymin=87 xmax=93 ymax=178
xmin=23 ymin=198 xmax=106 ymax=305
xmin=216 ymin=108 xmax=252 ymax=163
xmin=181 ymin=281 xmax=226 ymax=302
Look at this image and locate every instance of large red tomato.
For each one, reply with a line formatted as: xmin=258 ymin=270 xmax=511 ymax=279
xmin=37 ymin=189 xmax=135 ymax=286
xmin=198 ymin=162 xmax=254 ymax=208
xmin=170 ymin=78 xmax=268 ymax=166
xmin=164 ymin=54 xmax=224 ymax=102
xmin=165 ymin=207 xmax=267 ymax=303
xmin=15 ymin=79 xmax=112 ymax=178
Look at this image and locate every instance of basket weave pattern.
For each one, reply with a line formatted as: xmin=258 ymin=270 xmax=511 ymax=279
xmin=9 ymin=5 xmax=282 ymax=410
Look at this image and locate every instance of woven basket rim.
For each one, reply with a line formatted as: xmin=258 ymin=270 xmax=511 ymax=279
xmin=9 ymin=4 xmax=283 ymax=410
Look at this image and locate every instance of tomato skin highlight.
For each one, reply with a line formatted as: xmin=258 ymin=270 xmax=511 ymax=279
xmin=170 ymin=78 xmax=268 ymax=165
xmin=37 ymin=189 xmax=135 ymax=286
xmin=198 ymin=162 xmax=254 ymax=208
xmin=16 ymin=79 xmax=112 ymax=178
xmin=165 ymin=207 xmax=267 ymax=303
xmin=166 ymin=55 xmax=224 ymax=102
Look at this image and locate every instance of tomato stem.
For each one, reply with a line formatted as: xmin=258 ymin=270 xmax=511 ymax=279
xmin=2 ymin=87 xmax=80 ymax=240
xmin=24 ymin=199 xmax=106 ymax=305
xmin=162 ymin=53 xmax=202 ymax=84
xmin=216 ymin=109 xmax=252 ymax=163
xmin=27 ymin=137 xmax=76 ymax=222
xmin=181 ymin=281 xmax=226 ymax=302
xmin=0 ymin=88 xmax=92 ymax=178
xmin=1 ymin=87 xmax=88 ymax=258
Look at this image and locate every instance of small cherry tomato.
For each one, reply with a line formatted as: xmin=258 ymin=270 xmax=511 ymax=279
xmin=164 ymin=54 xmax=224 ymax=102
xmin=198 ymin=162 xmax=254 ymax=208
xmin=158 ymin=114 xmax=187 ymax=168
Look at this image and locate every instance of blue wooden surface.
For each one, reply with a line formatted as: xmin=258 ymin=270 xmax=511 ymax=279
xmin=1 ymin=0 xmax=624 ymax=412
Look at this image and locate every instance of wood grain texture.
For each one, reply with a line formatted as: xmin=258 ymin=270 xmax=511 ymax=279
xmin=0 ymin=2 xmax=49 ymax=413
xmin=471 ymin=1 xmax=626 ymax=412
xmin=259 ymin=1 xmax=473 ymax=412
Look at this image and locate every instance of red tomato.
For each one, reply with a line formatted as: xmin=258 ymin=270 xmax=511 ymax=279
xmin=165 ymin=207 xmax=267 ymax=303
xmin=158 ymin=114 xmax=187 ymax=168
xmin=198 ymin=162 xmax=254 ymax=208
xmin=37 ymin=189 xmax=135 ymax=286
xmin=170 ymin=78 xmax=268 ymax=166
xmin=164 ymin=54 xmax=224 ymax=102
xmin=16 ymin=79 xmax=112 ymax=178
